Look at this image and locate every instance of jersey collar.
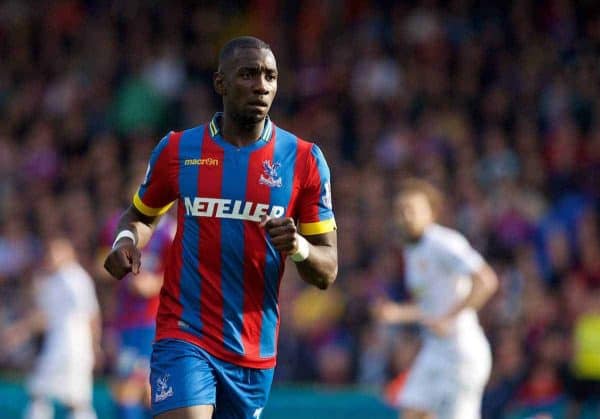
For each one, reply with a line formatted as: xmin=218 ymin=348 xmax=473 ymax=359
xmin=208 ymin=112 xmax=273 ymax=145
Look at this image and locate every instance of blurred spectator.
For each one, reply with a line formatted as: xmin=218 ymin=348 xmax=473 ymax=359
xmin=3 ymin=237 xmax=101 ymax=419
xmin=97 ymin=210 xmax=175 ymax=419
xmin=567 ymin=289 xmax=600 ymax=417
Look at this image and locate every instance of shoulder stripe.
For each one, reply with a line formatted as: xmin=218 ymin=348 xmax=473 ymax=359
xmin=298 ymin=218 xmax=337 ymax=236
xmin=263 ymin=119 xmax=273 ymax=142
xmin=209 ymin=119 xmax=218 ymax=137
xmin=133 ymin=193 xmax=174 ymax=216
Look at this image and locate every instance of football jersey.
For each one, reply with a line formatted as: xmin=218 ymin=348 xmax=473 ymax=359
xmin=36 ymin=261 xmax=99 ymax=368
xmin=29 ymin=261 xmax=100 ymax=405
xmin=133 ymin=113 xmax=336 ymax=368
xmin=101 ymin=212 xmax=175 ymax=329
xmin=404 ymin=223 xmax=485 ymax=344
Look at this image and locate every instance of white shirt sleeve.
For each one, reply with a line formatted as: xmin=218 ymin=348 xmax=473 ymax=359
xmin=71 ymin=266 xmax=100 ymax=316
xmin=436 ymin=229 xmax=485 ymax=276
xmin=33 ymin=275 xmax=51 ymax=314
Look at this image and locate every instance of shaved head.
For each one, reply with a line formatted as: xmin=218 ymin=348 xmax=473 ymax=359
xmin=218 ymin=36 xmax=272 ymax=72
xmin=213 ymin=35 xmax=277 ymax=130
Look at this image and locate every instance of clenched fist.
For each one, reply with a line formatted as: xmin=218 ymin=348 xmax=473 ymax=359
xmin=103 ymin=240 xmax=141 ymax=279
xmin=260 ymin=216 xmax=301 ymax=254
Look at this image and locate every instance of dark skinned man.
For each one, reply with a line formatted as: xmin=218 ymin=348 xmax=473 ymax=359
xmin=104 ymin=36 xmax=338 ymax=419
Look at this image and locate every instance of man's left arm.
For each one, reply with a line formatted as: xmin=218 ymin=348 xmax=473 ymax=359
xmin=267 ymin=143 xmax=338 ymax=289
xmin=262 ymin=216 xmax=337 ymax=289
xmin=445 ymin=263 xmax=498 ymax=316
xmin=424 ymin=230 xmax=499 ymax=336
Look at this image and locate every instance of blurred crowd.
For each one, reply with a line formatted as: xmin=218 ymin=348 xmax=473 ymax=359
xmin=0 ymin=0 xmax=599 ymax=417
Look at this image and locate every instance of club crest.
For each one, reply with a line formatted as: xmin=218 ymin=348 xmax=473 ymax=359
xmin=259 ymin=160 xmax=282 ymax=188
xmin=155 ymin=373 xmax=174 ymax=402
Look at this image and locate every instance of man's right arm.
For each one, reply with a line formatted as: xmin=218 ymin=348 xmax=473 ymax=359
xmin=105 ymin=131 xmax=179 ymax=279
xmin=373 ymin=300 xmax=424 ymax=324
xmin=103 ymin=206 xmax=158 ymax=279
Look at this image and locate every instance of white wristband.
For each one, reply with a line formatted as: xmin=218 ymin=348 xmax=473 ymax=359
xmin=290 ymin=234 xmax=310 ymax=262
xmin=112 ymin=230 xmax=136 ymax=249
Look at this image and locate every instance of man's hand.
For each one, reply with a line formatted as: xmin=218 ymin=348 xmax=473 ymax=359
xmin=1 ymin=322 xmax=31 ymax=355
xmin=422 ymin=315 xmax=455 ymax=337
xmin=372 ymin=299 xmax=402 ymax=324
xmin=260 ymin=215 xmax=338 ymax=290
xmin=103 ymin=239 xmax=141 ymax=279
xmin=260 ymin=216 xmax=300 ymax=254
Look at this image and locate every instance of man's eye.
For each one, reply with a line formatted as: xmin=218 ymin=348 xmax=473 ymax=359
xmin=241 ymin=72 xmax=251 ymax=79
xmin=266 ymin=74 xmax=277 ymax=81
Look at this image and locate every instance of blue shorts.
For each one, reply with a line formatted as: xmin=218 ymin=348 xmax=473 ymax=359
xmin=116 ymin=325 xmax=156 ymax=379
xmin=150 ymin=338 xmax=274 ymax=418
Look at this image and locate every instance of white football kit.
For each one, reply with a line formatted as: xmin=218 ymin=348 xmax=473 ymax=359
xmin=397 ymin=224 xmax=491 ymax=419
xmin=27 ymin=261 xmax=100 ymax=408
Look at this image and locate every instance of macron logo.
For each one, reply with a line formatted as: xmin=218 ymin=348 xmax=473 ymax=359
xmin=184 ymin=158 xmax=219 ymax=166
xmin=184 ymin=197 xmax=285 ymax=221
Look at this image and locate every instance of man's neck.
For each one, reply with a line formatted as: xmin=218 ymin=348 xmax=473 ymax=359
xmin=220 ymin=113 xmax=265 ymax=148
xmin=404 ymin=227 xmax=427 ymax=244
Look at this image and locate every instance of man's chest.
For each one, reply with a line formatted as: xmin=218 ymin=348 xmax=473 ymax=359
xmin=177 ymin=147 xmax=301 ymax=221
xmin=406 ymin=249 xmax=451 ymax=295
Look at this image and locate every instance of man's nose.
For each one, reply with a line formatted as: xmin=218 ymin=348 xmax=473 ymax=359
xmin=253 ymin=75 xmax=269 ymax=94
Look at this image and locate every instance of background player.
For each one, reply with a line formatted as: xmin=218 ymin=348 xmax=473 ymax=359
xmin=5 ymin=238 xmax=101 ymax=419
xmin=99 ymin=210 xmax=176 ymax=419
xmin=103 ymin=36 xmax=338 ymax=419
xmin=374 ymin=179 xmax=498 ymax=419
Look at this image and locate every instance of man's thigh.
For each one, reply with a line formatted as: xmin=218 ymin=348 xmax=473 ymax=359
xmin=150 ymin=339 xmax=217 ymax=417
xmin=213 ymin=362 xmax=274 ymax=419
xmin=398 ymin=346 xmax=455 ymax=414
xmin=155 ymin=405 xmax=214 ymax=419
xmin=439 ymin=374 xmax=486 ymax=419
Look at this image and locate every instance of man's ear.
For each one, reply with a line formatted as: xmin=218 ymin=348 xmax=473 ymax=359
xmin=213 ymin=71 xmax=225 ymax=96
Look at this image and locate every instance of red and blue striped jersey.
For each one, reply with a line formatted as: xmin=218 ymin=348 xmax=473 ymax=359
xmin=133 ymin=113 xmax=336 ymax=369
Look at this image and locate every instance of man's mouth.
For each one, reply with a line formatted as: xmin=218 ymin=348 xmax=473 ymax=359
xmin=248 ymin=100 xmax=268 ymax=108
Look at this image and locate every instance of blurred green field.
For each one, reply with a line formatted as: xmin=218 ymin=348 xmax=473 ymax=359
xmin=1 ymin=376 xmax=598 ymax=419
xmin=0 ymin=377 xmax=397 ymax=419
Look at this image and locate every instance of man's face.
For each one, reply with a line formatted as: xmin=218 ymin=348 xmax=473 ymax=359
xmin=394 ymin=191 xmax=434 ymax=241
xmin=217 ymin=47 xmax=278 ymax=124
xmin=44 ymin=238 xmax=74 ymax=271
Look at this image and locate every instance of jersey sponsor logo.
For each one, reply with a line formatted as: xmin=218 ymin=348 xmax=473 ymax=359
xmin=155 ymin=374 xmax=174 ymax=402
xmin=184 ymin=157 xmax=219 ymax=166
xmin=184 ymin=197 xmax=285 ymax=221
xmin=259 ymin=160 xmax=282 ymax=188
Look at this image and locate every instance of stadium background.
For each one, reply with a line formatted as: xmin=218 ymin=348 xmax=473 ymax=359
xmin=0 ymin=0 xmax=599 ymax=418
